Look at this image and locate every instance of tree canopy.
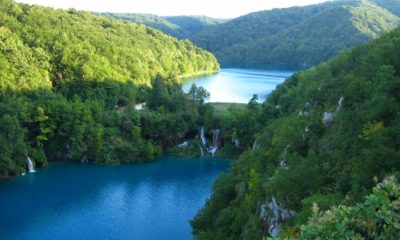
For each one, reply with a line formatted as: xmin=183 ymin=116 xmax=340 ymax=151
xmin=0 ymin=0 xmax=219 ymax=177
xmin=192 ymin=23 xmax=400 ymax=240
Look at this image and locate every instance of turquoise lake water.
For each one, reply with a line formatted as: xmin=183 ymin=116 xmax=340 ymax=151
xmin=0 ymin=157 xmax=229 ymax=240
xmin=183 ymin=68 xmax=293 ymax=103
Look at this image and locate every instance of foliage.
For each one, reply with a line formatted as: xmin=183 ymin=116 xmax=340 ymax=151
xmin=192 ymin=24 xmax=400 ymax=239
xmin=98 ymin=13 xmax=227 ymax=39
xmin=0 ymin=0 xmax=219 ymax=177
xmin=297 ymin=177 xmax=400 ymax=240
xmin=0 ymin=0 xmax=219 ymax=90
xmin=191 ymin=0 xmax=400 ymax=69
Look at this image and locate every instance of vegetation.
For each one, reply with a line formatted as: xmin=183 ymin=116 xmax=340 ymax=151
xmin=99 ymin=1 xmax=400 ymax=70
xmin=192 ymin=24 xmax=400 ymax=239
xmin=191 ymin=0 xmax=400 ymax=69
xmin=0 ymin=0 xmax=219 ymax=177
xmin=97 ymin=13 xmax=226 ymax=39
xmin=271 ymin=177 xmax=400 ymax=240
xmin=298 ymin=177 xmax=400 ymax=240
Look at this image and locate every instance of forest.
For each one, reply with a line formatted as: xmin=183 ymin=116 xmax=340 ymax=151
xmin=110 ymin=0 xmax=400 ymax=70
xmin=1 ymin=0 xmax=400 ymax=239
xmin=193 ymin=0 xmax=400 ymax=69
xmin=191 ymin=24 xmax=400 ymax=239
xmin=0 ymin=0 xmax=219 ymax=177
xmin=97 ymin=13 xmax=227 ymax=40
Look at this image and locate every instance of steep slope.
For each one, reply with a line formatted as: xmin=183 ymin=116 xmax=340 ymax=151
xmin=192 ymin=0 xmax=400 ymax=69
xmin=192 ymin=2 xmax=341 ymax=53
xmin=97 ymin=13 xmax=226 ymax=39
xmin=0 ymin=0 xmax=218 ymax=177
xmin=165 ymin=16 xmax=227 ymax=38
xmin=0 ymin=0 xmax=219 ymax=91
xmin=97 ymin=13 xmax=185 ymax=38
xmin=192 ymin=24 xmax=400 ymax=239
xmin=372 ymin=0 xmax=400 ymax=16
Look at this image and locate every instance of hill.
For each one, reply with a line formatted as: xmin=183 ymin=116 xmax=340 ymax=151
xmin=97 ymin=13 xmax=226 ymax=39
xmin=0 ymin=1 xmax=219 ymax=91
xmin=192 ymin=0 xmax=400 ymax=69
xmin=192 ymin=23 xmax=400 ymax=239
xmin=0 ymin=0 xmax=218 ymax=177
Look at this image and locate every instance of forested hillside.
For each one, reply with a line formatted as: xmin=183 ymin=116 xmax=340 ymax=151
xmin=97 ymin=13 xmax=226 ymax=39
xmin=192 ymin=0 xmax=400 ymax=69
xmin=192 ymin=24 xmax=400 ymax=239
xmin=0 ymin=0 xmax=219 ymax=177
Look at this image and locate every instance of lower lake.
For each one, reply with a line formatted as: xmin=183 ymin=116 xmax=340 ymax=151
xmin=183 ymin=68 xmax=294 ymax=103
xmin=0 ymin=157 xmax=229 ymax=240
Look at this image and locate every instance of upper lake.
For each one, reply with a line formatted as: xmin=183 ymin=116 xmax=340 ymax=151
xmin=183 ymin=68 xmax=294 ymax=103
xmin=0 ymin=157 xmax=229 ymax=240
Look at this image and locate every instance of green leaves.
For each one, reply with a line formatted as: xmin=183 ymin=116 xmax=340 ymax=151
xmin=299 ymin=177 xmax=400 ymax=240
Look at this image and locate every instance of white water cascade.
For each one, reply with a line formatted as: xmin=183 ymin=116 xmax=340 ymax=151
xmin=198 ymin=143 xmax=204 ymax=157
xmin=208 ymin=129 xmax=221 ymax=156
xmin=27 ymin=157 xmax=35 ymax=173
xmin=200 ymin=127 xmax=207 ymax=146
xmin=232 ymin=137 xmax=240 ymax=148
xmin=252 ymin=140 xmax=259 ymax=150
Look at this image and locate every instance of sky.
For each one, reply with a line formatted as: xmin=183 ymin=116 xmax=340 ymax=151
xmin=15 ymin=0 xmax=331 ymax=18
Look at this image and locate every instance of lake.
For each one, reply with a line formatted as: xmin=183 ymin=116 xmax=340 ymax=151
xmin=183 ymin=68 xmax=294 ymax=103
xmin=0 ymin=157 xmax=229 ymax=240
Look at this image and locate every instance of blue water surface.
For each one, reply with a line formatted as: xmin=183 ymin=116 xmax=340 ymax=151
xmin=182 ymin=68 xmax=293 ymax=103
xmin=0 ymin=157 xmax=229 ymax=240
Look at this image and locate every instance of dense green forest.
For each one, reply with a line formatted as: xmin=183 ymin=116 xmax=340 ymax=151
xmin=192 ymin=24 xmax=400 ymax=239
xmin=97 ymin=13 xmax=226 ymax=39
xmin=0 ymin=0 xmax=219 ymax=177
xmin=101 ymin=0 xmax=400 ymax=70
xmin=192 ymin=0 xmax=400 ymax=69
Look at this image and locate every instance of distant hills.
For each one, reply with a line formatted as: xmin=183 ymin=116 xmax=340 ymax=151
xmin=96 ymin=13 xmax=227 ymax=39
xmin=104 ymin=0 xmax=400 ymax=70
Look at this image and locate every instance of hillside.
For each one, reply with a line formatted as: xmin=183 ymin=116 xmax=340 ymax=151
xmin=97 ymin=13 xmax=226 ymax=39
xmin=0 ymin=0 xmax=218 ymax=177
xmin=192 ymin=23 xmax=400 ymax=239
xmin=192 ymin=0 xmax=400 ymax=69
xmin=0 ymin=0 xmax=219 ymax=91
xmin=373 ymin=0 xmax=400 ymax=16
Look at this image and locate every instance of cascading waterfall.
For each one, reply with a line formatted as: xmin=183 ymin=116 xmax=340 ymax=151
xmin=208 ymin=129 xmax=221 ymax=156
xmin=27 ymin=157 xmax=35 ymax=173
xmin=200 ymin=127 xmax=207 ymax=146
xmin=252 ymin=140 xmax=258 ymax=150
xmin=232 ymin=137 xmax=240 ymax=148
xmin=198 ymin=143 xmax=204 ymax=157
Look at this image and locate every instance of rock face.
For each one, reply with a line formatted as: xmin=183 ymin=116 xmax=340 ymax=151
xmin=260 ymin=197 xmax=295 ymax=237
xmin=322 ymin=112 xmax=335 ymax=124
xmin=322 ymin=97 xmax=345 ymax=124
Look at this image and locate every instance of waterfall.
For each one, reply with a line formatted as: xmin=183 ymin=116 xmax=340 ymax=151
xmin=200 ymin=127 xmax=207 ymax=146
xmin=232 ymin=137 xmax=240 ymax=148
xmin=198 ymin=143 xmax=204 ymax=157
xmin=208 ymin=129 xmax=221 ymax=156
xmin=212 ymin=129 xmax=221 ymax=148
xmin=252 ymin=140 xmax=258 ymax=150
xmin=27 ymin=157 xmax=35 ymax=173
